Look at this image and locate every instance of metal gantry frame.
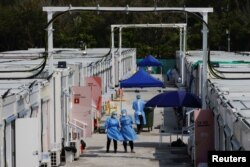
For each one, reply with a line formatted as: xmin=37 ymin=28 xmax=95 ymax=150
xmin=43 ymin=6 xmax=213 ymax=109
xmin=111 ymin=23 xmax=187 ymax=85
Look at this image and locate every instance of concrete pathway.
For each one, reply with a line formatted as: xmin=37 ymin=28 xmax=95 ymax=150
xmin=63 ymin=88 xmax=193 ymax=167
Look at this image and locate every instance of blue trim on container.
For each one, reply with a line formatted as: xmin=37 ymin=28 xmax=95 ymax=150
xmin=5 ymin=115 xmax=17 ymax=124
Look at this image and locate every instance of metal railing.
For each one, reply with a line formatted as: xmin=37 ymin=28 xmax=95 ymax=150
xmin=68 ymin=119 xmax=87 ymax=140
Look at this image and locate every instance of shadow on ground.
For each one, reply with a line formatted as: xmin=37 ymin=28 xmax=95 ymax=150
xmin=135 ymin=141 xmax=193 ymax=167
xmin=156 ymin=146 xmax=193 ymax=167
xmin=80 ymin=140 xmax=193 ymax=167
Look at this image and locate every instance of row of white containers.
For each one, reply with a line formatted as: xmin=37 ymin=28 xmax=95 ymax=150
xmin=0 ymin=48 xmax=136 ymax=167
xmin=178 ymin=50 xmax=250 ymax=152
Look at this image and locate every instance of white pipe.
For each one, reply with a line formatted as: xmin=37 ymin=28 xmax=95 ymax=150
xmin=66 ymin=94 xmax=70 ymax=145
xmin=73 ymin=118 xmax=88 ymax=127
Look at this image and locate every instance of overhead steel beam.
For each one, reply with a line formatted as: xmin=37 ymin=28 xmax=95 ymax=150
xmin=43 ymin=6 xmax=213 ymax=109
xmin=112 ymin=23 xmax=187 ymax=87
xmin=111 ymin=23 xmax=187 ymax=29
xmin=43 ymin=6 xmax=213 ymax=13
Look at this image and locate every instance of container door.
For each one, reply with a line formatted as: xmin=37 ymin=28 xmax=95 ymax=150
xmin=15 ymin=118 xmax=39 ymax=167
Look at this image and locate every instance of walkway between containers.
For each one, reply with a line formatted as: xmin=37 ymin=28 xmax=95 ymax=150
xmin=63 ymin=87 xmax=193 ymax=167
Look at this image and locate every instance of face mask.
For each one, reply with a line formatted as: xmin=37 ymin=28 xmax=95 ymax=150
xmin=122 ymin=113 xmax=126 ymax=116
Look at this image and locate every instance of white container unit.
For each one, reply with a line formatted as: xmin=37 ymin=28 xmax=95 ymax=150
xmin=0 ymin=47 xmax=137 ymax=166
xmin=49 ymin=68 xmax=70 ymax=166
xmin=207 ymin=80 xmax=222 ymax=151
xmin=213 ymin=101 xmax=234 ymax=151
xmin=0 ymin=92 xmax=16 ymax=167
xmin=49 ymin=67 xmax=76 ymax=166
xmin=67 ymin=63 xmax=83 ymax=86
xmin=55 ymin=62 xmax=90 ymax=153
xmin=233 ymin=111 xmax=250 ymax=150
xmin=182 ymin=51 xmax=250 ymax=96
xmin=39 ymin=79 xmax=55 ymax=167
xmin=53 ymin=48 xmax=136 ymax=94
xmin=0 ymin=80 xmax=47 ymax=167
xmin=207 ymin=78 xmax=250 ymax=151
xmin=206 ymin=81 xmax=230 ymax=151
xmin=58 ymin=68 xmax=74 ymax=141
xmin=239 ymin=118 xmax=250 ymax=150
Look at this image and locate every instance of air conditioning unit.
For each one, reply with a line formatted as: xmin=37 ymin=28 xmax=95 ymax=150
xmin=50 ymin=151 xmax=61 ymax=167
xmin=40 ymin=163 xmax=51 ymax=167
xmin=70 ymin=140 xmax=80 ymax=159
xmin=40 ymin=152 xmax=51 ymax=167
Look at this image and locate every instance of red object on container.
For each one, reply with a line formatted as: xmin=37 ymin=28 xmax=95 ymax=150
xmin=71 ymin=86 xmax=92 ymax=137
xmin=80 ymin=145 xmax=84 ymax=154
xmin=74 ymin=98 xmax=80 ymax=104
xmin=194 ymin=109 xmax=214 ymax=166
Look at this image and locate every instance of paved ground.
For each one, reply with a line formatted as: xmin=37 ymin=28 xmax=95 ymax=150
xmin=62 ymin=87 xmax=193 ymax=167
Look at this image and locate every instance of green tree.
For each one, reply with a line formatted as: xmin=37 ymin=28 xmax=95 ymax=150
xmin=0 ymin=0 xmax=250 ymax=56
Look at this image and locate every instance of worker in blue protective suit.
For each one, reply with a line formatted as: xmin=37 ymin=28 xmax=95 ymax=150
xmin=120 ymin=109 xmax=137 ymax=153
xmin=105 ymin=111 xmax=124 ymax=153
xmin=166 ymin=69 xmax=172 ymax=81
xmin=132 ymin=95 xmax=146 ymax=134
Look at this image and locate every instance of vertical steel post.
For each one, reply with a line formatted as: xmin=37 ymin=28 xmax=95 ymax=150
xmin=133 ymin=50 xmax=136 ymax=73
xmin=111 ymin=27 xmax=115 ymax=87
xmin=47 ymin=11 xmax=57 ymax=149
xmin=119 ymin=27 xmax=122 ymax=80
xmin=202 ymin=13 xmax=208 ymax=109
xmin=47 ymin=11 xmax=54 ymax=75
xmin=179 ymin=28 xmax=183 ymax=84
xmin=182 ymin=26 xmax=187 ymax=85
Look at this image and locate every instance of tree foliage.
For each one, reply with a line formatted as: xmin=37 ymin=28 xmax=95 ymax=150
xmin=0 ymin=0 xmax=250 ymax=58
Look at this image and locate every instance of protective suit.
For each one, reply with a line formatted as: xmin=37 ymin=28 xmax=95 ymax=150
xmin=105 ymin=114 xmax=124 ymax=141
xmin=120 ymin=109 xmax=137 ymax=153
xmin=132 ymin=95 xmax=146 ymax=125
xmin=105 ymin=112 xmax=124 ymax=153
xmin=120 ymin=110 xmax=138 ymax=141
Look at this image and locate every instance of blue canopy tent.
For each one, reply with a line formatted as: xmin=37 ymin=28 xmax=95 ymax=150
xmin=145 ymin=91 xmax=201 ymax=108
xmin=137 ymin=55 xmax=162 ymax=67
xmin=120 ymin=68 xmax=164 ymax=88
xmin=137 ymin=54 xmax=162 ymax=75
xmin=145 ymin=90 xmax=201 ymax=134
xmin=119 ymin=68 xmax=164 ymax=130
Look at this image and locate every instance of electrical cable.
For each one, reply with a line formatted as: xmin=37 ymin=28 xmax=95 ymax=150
xmin=30 ymin=106 xmax=34 ymax=117
xmin=208 ymin=49 xmax=250 ymax=80
xmin=0 ymin=52 xmax=47 ymax=79
xmin=0 ymin=51 xmax=47 ymax=74
xmin=3 ymin=7 xmax=248 ymax=79
xmin=0 ymin=56 xmax=43 ymax=64
xmin=211 ymin=68 xmax=250 ymax=74
xmin=0 ymin=59 xmax=46 ymax=73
